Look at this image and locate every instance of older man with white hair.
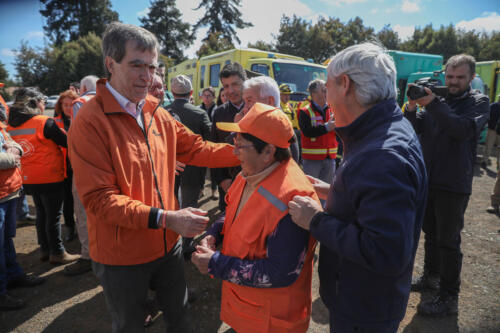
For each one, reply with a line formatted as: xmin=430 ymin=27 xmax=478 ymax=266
xmin=288 ymin=43 xmax=428 ymax=332
xmin=239 ymin=76 xmax=300 ymax=162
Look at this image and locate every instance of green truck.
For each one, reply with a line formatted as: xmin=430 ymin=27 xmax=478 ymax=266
xmin=476 ymin=61 xmax=500 ymax=103
xmin=389 ymin=50 xmax=445 ymax=106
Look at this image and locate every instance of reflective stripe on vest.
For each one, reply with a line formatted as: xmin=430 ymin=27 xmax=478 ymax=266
xmin=8 ymin=128 xmax=36 ymax=136
xmin=257 ymin=186 xmax=287 ymax=212
xmin=302 ymin=147 xmax=338 ymax=155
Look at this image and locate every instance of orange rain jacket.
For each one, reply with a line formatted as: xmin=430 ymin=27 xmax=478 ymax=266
xmin=68 ymin=79 xmax=240 ymax=266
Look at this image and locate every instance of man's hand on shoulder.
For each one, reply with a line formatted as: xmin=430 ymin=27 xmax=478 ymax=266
xmin=162 ymin=208 xmax=209 ymax=237
xmin=288 ymin=195 xmax=323 ymax=230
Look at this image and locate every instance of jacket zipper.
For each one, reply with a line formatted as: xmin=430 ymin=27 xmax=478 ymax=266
xmin=139 ymin=105 xmax=167 ymax=256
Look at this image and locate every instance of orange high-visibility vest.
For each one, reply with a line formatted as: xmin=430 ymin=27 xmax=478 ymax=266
xmin=53 ymin=114 xmax=68 ymax=177
xmin=0 ymin=124 xmax=22 ymax=199
xmin=299 ymin=104 xmax=337 ymax=160
xmin=220 ymin=159 xmax=318 ymax=333
xmin=7 ymin=115 xmax=64 ymax=184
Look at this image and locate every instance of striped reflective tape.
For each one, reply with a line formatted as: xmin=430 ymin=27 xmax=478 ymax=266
xmin=257 ymin=186 xmax=287 ymax=212
xmin=7 ymin=128 xmax=36 ymax=136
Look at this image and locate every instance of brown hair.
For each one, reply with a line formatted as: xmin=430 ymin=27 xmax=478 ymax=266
xmin=445 ymin=54 xmax=476 ymax=77
xmin=54 ymin=90 xmax=79 ymax=116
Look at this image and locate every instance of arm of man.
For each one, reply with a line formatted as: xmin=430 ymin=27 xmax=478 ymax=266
xmin=200 ymin=110 xmax=212 ymax=141
xmin=423 ymin=93 xmax=490 ymax=140
xmin=0 ymin=152 xmax=18 ymax=170
xmin=310 ymin=150 xmax=421 ymax=276
xmin=174 ymin=119 xmax=240 ymax=168
xmin=298 ymin=109 xmax=329 ymax=138
xmin=43 ymin=118 xmax=67 ymax=148
xmin=206 ymin=215 xmax=310 ymax=288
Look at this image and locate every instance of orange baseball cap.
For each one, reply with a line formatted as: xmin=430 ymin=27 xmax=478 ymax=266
xmin=216 ymin=102 xmax=294 ymax=148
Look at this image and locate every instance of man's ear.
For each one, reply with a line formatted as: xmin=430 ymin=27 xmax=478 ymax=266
xmin=105 ymin=56 xmax=115 ymax=76
xmin=342 ymin=74 xmax=351 ymax=97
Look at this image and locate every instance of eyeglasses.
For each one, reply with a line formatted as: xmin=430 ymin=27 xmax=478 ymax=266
xmin=233 ymin=138 xmax=254 ymax=150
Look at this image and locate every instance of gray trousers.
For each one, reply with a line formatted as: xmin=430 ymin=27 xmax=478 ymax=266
xmin=303 ymin=158 xmax=336 ymax=184
xmin=72 ymin=181 xmax=89 ymax=259
xmin=92 ymin=240 xmax=191 ymax=333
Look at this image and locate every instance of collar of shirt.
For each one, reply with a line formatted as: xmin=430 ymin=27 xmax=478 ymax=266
xmin=105 ymin=81 xmax=145 ymax=118
xmin=312 ymin=101 xmax=327 ymax=112
xmin=230 ymin=101 xmax=245 ymax=111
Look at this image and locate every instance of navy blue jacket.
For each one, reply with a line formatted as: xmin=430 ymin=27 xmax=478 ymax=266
xmin=310 ymin=99 xmax=427 ymax=328
xmin=405 ymin=89 xmax=489 ymax=194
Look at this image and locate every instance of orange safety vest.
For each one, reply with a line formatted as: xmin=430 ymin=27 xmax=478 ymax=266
xmin=220 ymin=159 xmax=318 ymax=333
xmin=7 ymin=115 xmax=64 ymax=184
xmin=53 ymin=114 xmax=68 ymax=177
xmin=0 ymin=124 xmax=22 ymax=199
xmin=299 ymin=104 xmax=337 ymax=160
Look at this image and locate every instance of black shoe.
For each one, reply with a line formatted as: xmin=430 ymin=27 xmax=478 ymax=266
xmin=144 ymin=298 xmax=161 ymax=327
xmin=18 ymin=214 xmax=35 ymax=222
xmin=417 ymin=292 xmax=458 ymax=317
xmin=65 ymin=226 xmax=76 ymax=242
xmin=411 ymin=274 xmax=439 ymax=292
xmin=63 ymin=258 xmax=92 ymax=276
xmin=486 ymin=205 xmax=499 ymax=214
xmin=0 ymin=293 xmax=25 ymax=311
xmin=7 ymin=274 xmax=45 ymax=289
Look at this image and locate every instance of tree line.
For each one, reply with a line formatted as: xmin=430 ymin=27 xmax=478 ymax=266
xmin=1 ymin=0 xmax=499 ymax=97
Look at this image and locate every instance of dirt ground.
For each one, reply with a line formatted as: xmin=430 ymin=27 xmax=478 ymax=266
xmin=0 ymin=157 xmax=499 ymax=333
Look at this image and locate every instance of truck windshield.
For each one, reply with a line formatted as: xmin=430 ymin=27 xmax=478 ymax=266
xmin=272 ymin=62 xmax=327 ymax=97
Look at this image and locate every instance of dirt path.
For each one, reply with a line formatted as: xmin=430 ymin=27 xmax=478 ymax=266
xmin=1 ymin=162 xmax=499 ymax=333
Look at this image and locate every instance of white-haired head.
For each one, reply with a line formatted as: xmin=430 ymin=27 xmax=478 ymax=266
xmin=243 ymin=76 xmax=280 ymax=107
xmin=80 ymin=75 xmax=99 ymax=93
xmin=327 ymin=42 xmax=397 ymax=106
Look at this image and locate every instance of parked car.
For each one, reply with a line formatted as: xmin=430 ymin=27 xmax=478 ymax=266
xmin=46 ymin=95 xmax=59 ymax=109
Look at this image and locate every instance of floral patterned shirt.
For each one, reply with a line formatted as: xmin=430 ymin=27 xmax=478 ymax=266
xmin=206 ymin=212 xmax=310 ymax=288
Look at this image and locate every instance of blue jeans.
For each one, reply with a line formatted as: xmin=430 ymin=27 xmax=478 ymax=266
xmin=32 ymin=188 xmax=65 ymax=255
xmin=16 ymin=189 xmax=29 ymax=219
xmin=0 ymin=197 xmax=24 ymax=295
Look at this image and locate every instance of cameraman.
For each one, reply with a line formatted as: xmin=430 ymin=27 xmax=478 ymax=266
xmin=404 ymin=54 xmax=489 ymax=317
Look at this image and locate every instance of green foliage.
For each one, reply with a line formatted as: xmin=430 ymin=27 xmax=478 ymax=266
xmin=40 ymin=0 xmax=119 ymax=46
xmin=0 ymin=61 xmax=8 ymax=83
xmin=193 ymin=0 xmax=253 ymax=44
xmin=140 ymin=0 xmax=194 ymax=62
xmin=247 ymin=40 xmax=274 ymax=52
xmin=14 ymin=33 xmax=104 ymax=95
xmin=377 ymin=25 xmax=400 ymax=50
xmin=274 ymin=15 xmax=374 ymax=63
xmin=196 ymin=32 xmax=235 ymax=58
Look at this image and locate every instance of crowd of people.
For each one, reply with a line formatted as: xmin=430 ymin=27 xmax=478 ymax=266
xmin=0 ymin=21 xmax=495 ymax=333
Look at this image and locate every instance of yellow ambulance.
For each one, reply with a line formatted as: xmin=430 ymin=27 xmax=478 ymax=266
xmin=167 ymin=48 xmax=326 ymax=109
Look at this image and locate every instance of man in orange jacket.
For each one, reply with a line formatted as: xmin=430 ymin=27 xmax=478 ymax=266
xmin=68 ymin=22 xmax=239 ymax=332
xmin=192 ymin=103 xmax=318 ymax=333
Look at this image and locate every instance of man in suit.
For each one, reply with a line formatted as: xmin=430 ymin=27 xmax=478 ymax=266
xmin=168 ymin=75 xmax=212 ymax=258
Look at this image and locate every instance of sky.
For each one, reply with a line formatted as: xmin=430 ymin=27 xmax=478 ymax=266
xmin=0 ymin=0 xmax=499 ymax=80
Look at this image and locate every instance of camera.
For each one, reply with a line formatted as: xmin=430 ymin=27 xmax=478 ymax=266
xmin=407 ymin=78 xmax=448 ymax=100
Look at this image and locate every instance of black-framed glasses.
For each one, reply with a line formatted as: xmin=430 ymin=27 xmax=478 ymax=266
xmin=233 ymin=137 xmax=254 ymax=150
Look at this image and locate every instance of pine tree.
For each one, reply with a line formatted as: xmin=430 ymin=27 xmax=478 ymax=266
xmin=193 ymin=0 xmax=253 ymax=44
xmin=40 ymin=0 xmax=119 ymax=46
xmin=139 ymin=0 xmax=194 ymax=62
